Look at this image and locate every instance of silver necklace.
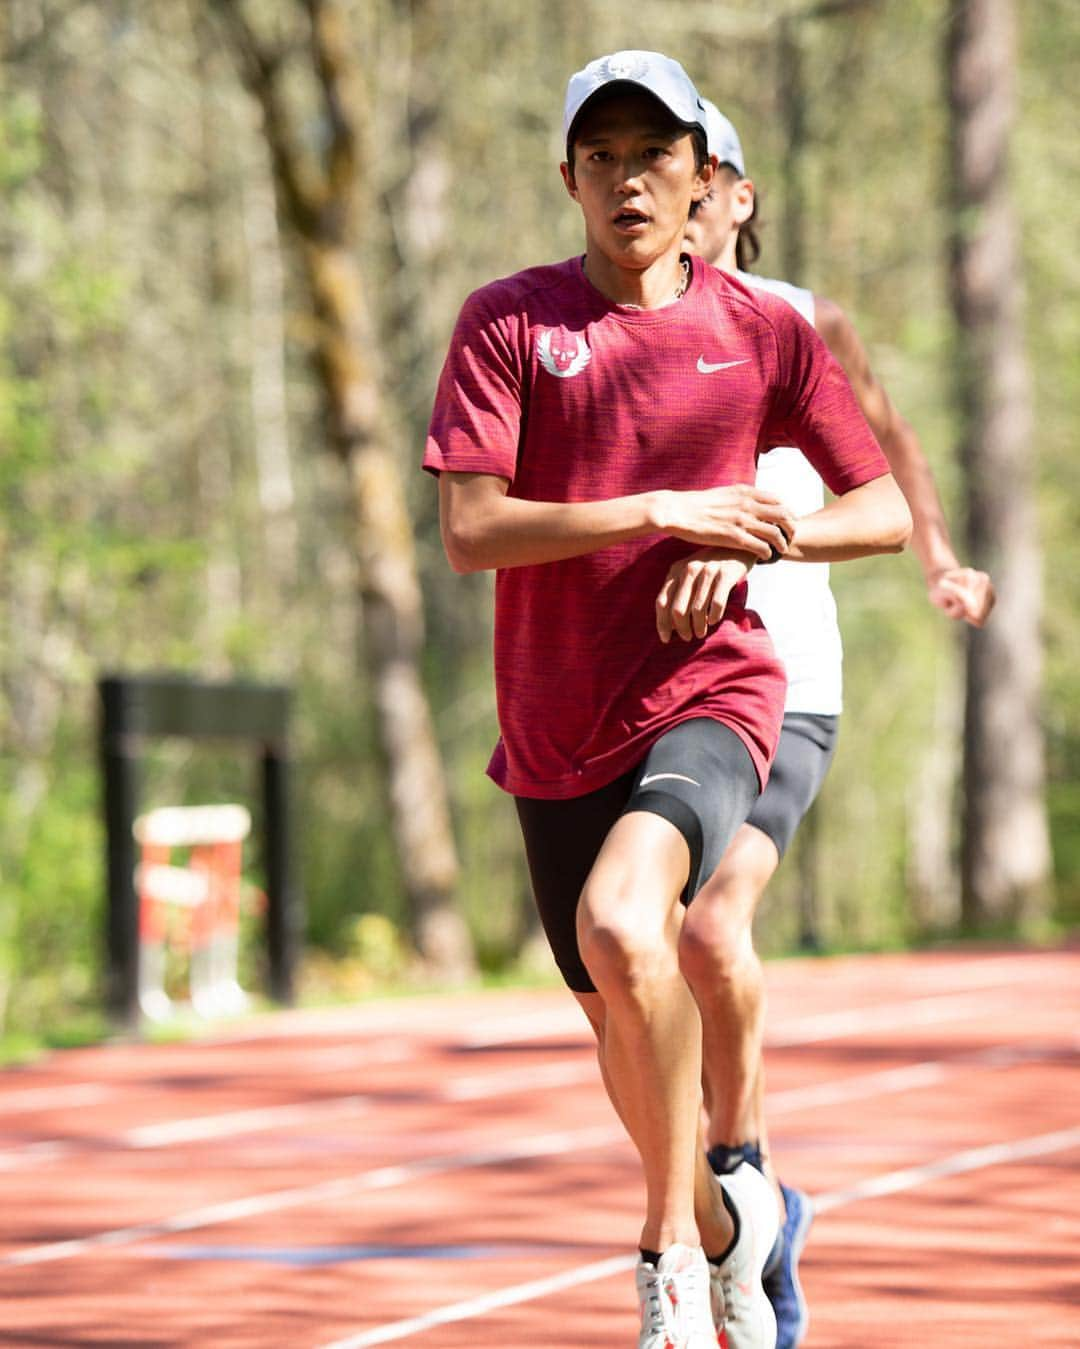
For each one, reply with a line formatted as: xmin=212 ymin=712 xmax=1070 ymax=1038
xmin=585 ymin=256 xmax=691 ymax=309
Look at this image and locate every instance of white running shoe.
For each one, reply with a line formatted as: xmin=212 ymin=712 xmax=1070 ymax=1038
xmin=709 ymin=1162 xmax=780 ymax=1349
xmin=636 ymin=1243 xmax=717 ymax=1349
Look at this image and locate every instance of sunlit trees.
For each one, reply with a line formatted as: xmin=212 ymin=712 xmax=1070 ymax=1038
xmin=945 ymin=0 xmax=1053 ymax=930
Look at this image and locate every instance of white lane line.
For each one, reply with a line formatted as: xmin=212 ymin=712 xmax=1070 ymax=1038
xmin=124 ymin=1096 xmax=370 ymax=1148
xmin=3 ymin=1038 xmax=1069 ymax=1268
xmin=3 ymin=1025 xmax=1072 ymax=1174
xmin=0 ymin=1057 xmax=600 ymax=1167
xmin=764 ymin=1041 xmax=1069 ymax=1114
xmin=811 ymin=1124 xmax=1080 ymax=1215
xmin=448 ymin=1039 xmax=1073 ymax=1114
xmin=299 ymin=1043 xmax=412 ymax=1071
xmin=3 ymin=964 xmax=1067 ymax=1147
xmin=0 ymin=1054 xmax=586 ymax=1166
xmin=319 ymin=1124 xmax=1080 ymax=1348
xmin=0 ymin=1040 xmax=1009 ymax=1169
xmin=767 ymin=1061 xmax=954 ymax=1113
xmin=0 ymin=1095 xmax=374 ymax=1170
xmin=864 ymin=952 xmax=1069 ymax=992
xmin=463 ymin=970 xmax=1060 ymax=1051
xmin=0 ymin=1083 xmax=116 ymax=1116
xmin=767 ymin=990 xmax=1011 ymax=1047
xmin=319 ymin=1254 xmax=638 ymax=1349
xmin=443 ymin=1059 xmax=598 ymax=1101
xmin=0 ymin=1124 xmax=623 ymax=1268
xmin=0 ymin=1141 xmax=71 ymax=1168
xmin=152 ymin=951 xmax=1073 ymax=1052
xmin=0 ymin=1030 xmax=1069 ymax=1180
xmin=461 ymin=1005 xmax=593 ymax=1048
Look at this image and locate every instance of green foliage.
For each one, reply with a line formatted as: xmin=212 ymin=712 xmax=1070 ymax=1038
xmin=0 ymin=755 xmax=103 ymax=1035
xmin=0 ymin=0 xmax=1076 ymax=1043
xmin=296 ymin=686 xmax=404 ymax=950
xmin=0 ymin=90 xmax=41 ymax=188
xmin=1048 ymin=782 xmax=1080 ymax=926
xmin=1017 ymin=0 xmax=1080 ymax=923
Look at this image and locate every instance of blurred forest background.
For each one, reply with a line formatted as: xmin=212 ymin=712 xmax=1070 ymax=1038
xmin=1 ymin=0 xmax=1076 ymax=1042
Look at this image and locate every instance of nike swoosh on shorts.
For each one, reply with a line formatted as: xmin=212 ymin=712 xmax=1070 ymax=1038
xmin=639 ymin=772 xmax=701 ymax=788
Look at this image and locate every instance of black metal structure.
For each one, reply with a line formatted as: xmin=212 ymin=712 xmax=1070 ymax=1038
xmin=99 ymin=673 xmax=298 ymax=1026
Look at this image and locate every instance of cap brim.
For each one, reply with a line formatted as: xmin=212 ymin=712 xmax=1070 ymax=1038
xmin=565 ymin=82 xmax=702 ymax=156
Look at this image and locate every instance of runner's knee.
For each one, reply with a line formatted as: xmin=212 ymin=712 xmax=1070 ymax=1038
xmin=577 ymin=884 xmax=673 ymax=994
xmin=678 ymin=894 xmax=757 ymax=988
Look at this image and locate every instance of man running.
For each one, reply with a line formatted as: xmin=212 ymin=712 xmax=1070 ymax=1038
xmin=680 ymin=98 xmax=996 ymax=1348
xmin=425 ymin=52 xmax=911 ymax=1349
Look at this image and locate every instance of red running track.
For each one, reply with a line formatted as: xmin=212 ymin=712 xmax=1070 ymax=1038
xmin=0 ymin=946 xmax=1077 ymax=1347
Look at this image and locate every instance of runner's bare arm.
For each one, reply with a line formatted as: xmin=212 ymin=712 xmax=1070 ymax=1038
xmin=656 ymin=472 xmax=911 ymax=640
xmin=815 ymin=296 xmax=995 ymax=626
xmin=780 ymin=473 xmax=911 ymax=562
xmin=438 ymin=471 xmax=796 ymax=573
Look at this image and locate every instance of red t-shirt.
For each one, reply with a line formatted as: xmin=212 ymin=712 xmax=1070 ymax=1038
xmin=424 ymin=255 xmax=888 ymax=799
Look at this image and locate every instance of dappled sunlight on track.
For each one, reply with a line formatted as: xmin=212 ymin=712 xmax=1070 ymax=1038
xmin=0 ymin=947 xmax=1076 ymax=1346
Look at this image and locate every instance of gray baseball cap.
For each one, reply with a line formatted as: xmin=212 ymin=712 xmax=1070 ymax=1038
xmin=563 ymin=50 xmax=707 ymax=149
xmin=702 ymin=99 xmax=746 ymax=176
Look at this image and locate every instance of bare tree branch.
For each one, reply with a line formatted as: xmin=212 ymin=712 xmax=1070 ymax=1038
xmin=303 ymin=0 xmax=360 ymax=222
xmin=211 ymin=0 xmax=471 ymax=976
xmin=207 ymin=0 xmax=324 ymax=233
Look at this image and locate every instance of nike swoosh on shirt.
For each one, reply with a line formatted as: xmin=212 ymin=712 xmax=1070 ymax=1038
xmin=697 ymin=356 xmax=750 ymax=374
xmin=639 ymin=772 xmax=701 ymax=789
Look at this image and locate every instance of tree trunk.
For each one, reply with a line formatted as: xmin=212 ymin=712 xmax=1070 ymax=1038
xmin=214 ymin=0 xmax=473 ymax=977
xmin=308 ymin=240 xmax=468 ymax=976
xmin=242 ymin=155 xmax=300 ymax=593
xmin=777 ymin=17 xmax=808 ymax=284
xmin=945 ymin=0 xmax=1052 ymax=930
xmin=907 ymin=666 xmax=962 ymax=933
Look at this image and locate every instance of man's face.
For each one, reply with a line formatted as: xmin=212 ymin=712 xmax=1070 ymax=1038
xmin=683 ymin=168 xmax=751 ymax=269
xmin=561 ymin=90 xmax=710 ymax=270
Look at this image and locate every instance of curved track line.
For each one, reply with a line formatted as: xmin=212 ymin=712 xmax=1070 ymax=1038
xmin=319 ymin=1125 xmax=1080 ymax=1348
xmin=811 ymin=1124 xmax=1080 ymax=1215
xmin=0 ymin=1124 xmax=623 ymax=1268
xmin=3 ymin=1036 xmax=1068 ymax=1173
xmin=3 ymin=1038 xmax=1072 ymax=1259
xmin=767 ymin=990 xmax=1018 ymax=1046
xmin=319 ymin=1254 xmax=637 ymax=1349
xmin=460 ymin=959 xmax=1060 ymax=1048
xmin=0 ymin=1082 xmax=116 ymax=1115
xmin=0 ymin=1094 xmax=373 ymax=1170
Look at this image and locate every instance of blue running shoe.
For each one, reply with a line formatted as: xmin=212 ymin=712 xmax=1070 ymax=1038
xmin=762 ymin=1183 xmax=812 ymax=1349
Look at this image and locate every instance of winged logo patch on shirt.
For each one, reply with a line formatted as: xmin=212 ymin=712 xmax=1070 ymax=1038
xmin=537 ymin=327 xmax=592 ymax=379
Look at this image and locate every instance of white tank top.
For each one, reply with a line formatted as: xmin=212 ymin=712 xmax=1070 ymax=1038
xmin=739 ymin=272 xmax=843 ymax=715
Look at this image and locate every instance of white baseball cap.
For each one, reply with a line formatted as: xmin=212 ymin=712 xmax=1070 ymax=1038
xmin=563 ymin=50 xmax=707 ymax=150
xmin=702 ymin=99 xmax=746 ymax=177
